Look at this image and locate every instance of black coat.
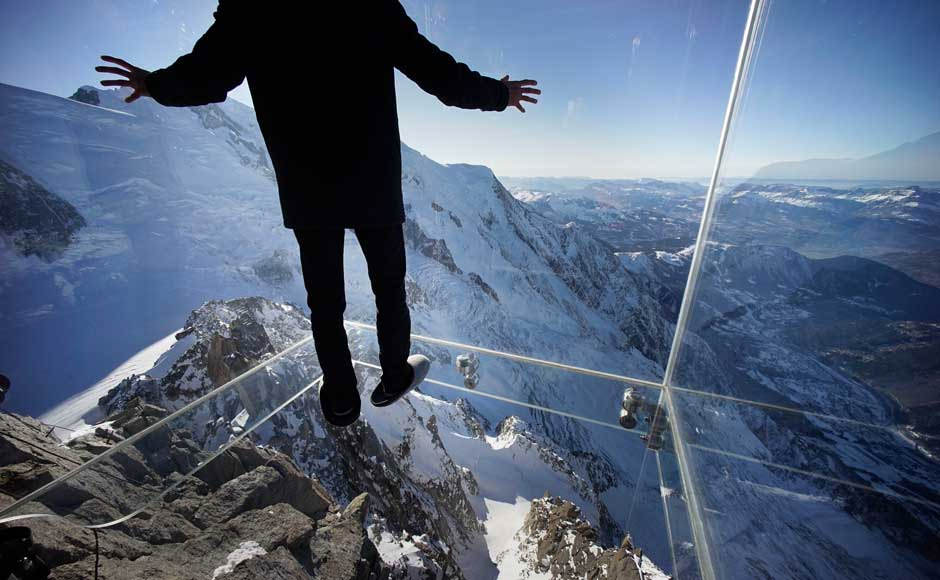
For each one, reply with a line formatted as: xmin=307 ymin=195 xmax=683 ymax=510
xmin=145 ymin=0 xmax=509 ymax=229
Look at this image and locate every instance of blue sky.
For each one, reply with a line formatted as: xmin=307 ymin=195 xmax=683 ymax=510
xmin=1 ymin=0 xmax=937 ymax=178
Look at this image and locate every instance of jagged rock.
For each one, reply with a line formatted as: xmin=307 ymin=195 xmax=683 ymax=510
xmin=193 ymin=464 xmax=330 ymax=528
xmin=310 ymin=492 xmax=389 ymax=579
xmin=105 ymin=396 xmax=168 ymax=437
xmin=252 ymin=249 xmax=295 ymax=285
xmin=193 ymin=466 xmax=282 ymax=527
xmin=0 ymin=414 xmax=123 ymax=512
xmin=194 ymin=446 xmax=247 ymax=488
xmin=404 ymin=217 xmax=462 ymax=274
xmin=117 ymin=510 xmax=202 ymax=545
xmin=141 ymin=403 xmax=168 ymax=419
xmin=27 ymin=515 xmax=152 ymax=568
xmin=0 ymin=460 xmax=57 ymax=499
xmin=121 ymin=414 xmax=155 ymax=436
xmin=342 ymin=492 xmax=371 ymax=525
xmin=517 ymin=496 xmax=660 ymax=580
xmin=226 ymin=439 xmax=274 ymax=472
xmin=0 ymin=410 xmax=384 ymax=580
xmin=49 ymin=555 xmax=190 ymax=580
xmin=0 ymin=158 xmax=86 ymax=260
xmin=0 ymin=413 xmax=68 ymax=466
xmin=94 ymin=426 xmax=123 ymax=442
xmin=69 ymin=86 xmax=100 ymax=105
xmin=196 ymin=438 xmax=283 ymax=489
xmin=222 ymin=503 xmax=315 ymax=551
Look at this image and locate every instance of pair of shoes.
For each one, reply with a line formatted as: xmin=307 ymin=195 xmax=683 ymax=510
xmin=370 ymin=354 xmax=431 ymax=407
xmin=319 ymin=380 xmax=361 ymax=427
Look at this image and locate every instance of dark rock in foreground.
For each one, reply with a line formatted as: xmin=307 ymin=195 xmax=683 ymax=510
xmin=0 ymin=411 xmax=393 ymax=579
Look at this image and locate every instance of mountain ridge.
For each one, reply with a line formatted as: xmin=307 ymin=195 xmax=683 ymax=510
xmin=755 ymin=131 xmax=940 ymax=181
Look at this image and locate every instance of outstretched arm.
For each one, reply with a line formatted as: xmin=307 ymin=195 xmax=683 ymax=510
xmin=388 ymin=1 xmax=539 ymax=112
xmin=97 ymin=0 xmax=247 ymax=106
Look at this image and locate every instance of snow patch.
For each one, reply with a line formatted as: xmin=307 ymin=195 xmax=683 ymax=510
xmin=211 ymin=541 xmax=267 ymax=578
xmin=40 ymin=328 xmax=182 ymax=435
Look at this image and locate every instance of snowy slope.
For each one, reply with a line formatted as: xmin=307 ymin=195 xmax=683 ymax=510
xmin=619 ymin=244 xmax=940 ymax=579
xmin=1 ymin=81 xmax=668 ymax=417
xmin=90 ymin=297 xmax=671 ymax=579
xmin=0 ymin=82 xmax=298 ymax=415
xmin=1 ymin=82 xmax=682 ymax=575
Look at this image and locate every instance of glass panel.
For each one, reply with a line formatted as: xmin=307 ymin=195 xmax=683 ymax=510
xmin=2 ymin=326 xmax=697 ymax=578
xmin=351 ymin=329 xmax=699 ymax=578
xmin=345 ymin=322 xmax=661 ymax=433
xmin=0 ymin=338 xmax=320 ymax=526
xmin=389 ymin=0 xmax=748 ymax=378
xmin=670 ymin=0 xmax=940 ymax=578
xmin=685 ymin=434 xmax=940 ymax=580
xmin=1 ymin=0 xmax=761 ymax=577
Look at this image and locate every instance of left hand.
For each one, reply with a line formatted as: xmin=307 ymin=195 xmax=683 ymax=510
xmin=96 ymin=55 xmax=151 ymax=103
xmin=500 ymin=75 xmax=540 ymax=113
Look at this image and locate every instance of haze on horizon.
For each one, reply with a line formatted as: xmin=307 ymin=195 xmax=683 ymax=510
xmin=1 ymin=0 xmax=937 ymax=179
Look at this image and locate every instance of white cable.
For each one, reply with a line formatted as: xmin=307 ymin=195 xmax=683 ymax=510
xmin=688 ymin=443 xmax=940 ymax=511
xmin=656 ymin=451 xmax=680 ymax=579
xmin=0 ymin=374 xmax=323 ymax=528
xmin=344 ymin=320 xmax=664 ymax=391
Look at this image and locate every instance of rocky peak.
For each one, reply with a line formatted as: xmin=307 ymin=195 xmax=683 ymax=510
xmin=68 ymin=86 xmax=99 ymax=106
xmin=0 ymin=409 xmax=398 ymax=579
xmin=0 ymin=158 xmax=86 ymax=261
xmin=518 ymin=496 xmax=670 ymax=580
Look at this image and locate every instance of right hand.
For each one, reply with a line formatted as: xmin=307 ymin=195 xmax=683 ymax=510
xmin=500 ymin=76 xmax=540 ymax=113
xmin=96 ymin=55 xmax=151 ymax=103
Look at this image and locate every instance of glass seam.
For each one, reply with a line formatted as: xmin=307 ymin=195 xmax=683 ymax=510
xmin=658 ymin=1 xmax=768 ymax=579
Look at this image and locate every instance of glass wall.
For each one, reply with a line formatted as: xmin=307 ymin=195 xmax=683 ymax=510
xmin=667 ymin=0 xmax=940 ymax=578
xmin=1 ymin=0 xmax=938 ymax=578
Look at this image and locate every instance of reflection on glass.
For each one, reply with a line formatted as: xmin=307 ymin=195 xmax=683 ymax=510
xmin=668 ymin=0 xmax=940 ymax=578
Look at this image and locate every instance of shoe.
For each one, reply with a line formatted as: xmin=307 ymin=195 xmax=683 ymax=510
xmin=319 ymin=380 xmax=361 ymax=427
xmin=370 ymin=354 xmax=430 ymax=407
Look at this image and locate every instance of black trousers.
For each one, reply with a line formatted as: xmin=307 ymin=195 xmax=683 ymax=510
xmin=293 ymin=225 xmax=411 ymax=391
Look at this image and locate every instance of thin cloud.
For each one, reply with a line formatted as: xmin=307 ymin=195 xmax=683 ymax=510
xmin=563 ymin=97 xmax=584 ymax=128
xmin=628 ymin=35 xmax=641 ymax=81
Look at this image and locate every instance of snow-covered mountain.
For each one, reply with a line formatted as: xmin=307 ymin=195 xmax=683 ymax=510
xmin=715 ymin=183 xmax=940 ymax=258
xmin=0 ymin=81 xmax=672 ymax=417
xmin=1 ymin=82 xmax=680 ymax=576
xmin=0 ymin=81 xmax=293 ymax=415
xmin=502 ymin=177 xmax=705 ymax=253
xmin=621 ymin=244 xmax=940 ymax=579
xmin=66 ymin=295 xmax=667 ymax=579
xmin=4 ymin=78 xmax=938 ymax=579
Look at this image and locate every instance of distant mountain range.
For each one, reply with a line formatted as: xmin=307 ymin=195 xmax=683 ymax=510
xmin=755 ymin=131 xmax=940 ymax=181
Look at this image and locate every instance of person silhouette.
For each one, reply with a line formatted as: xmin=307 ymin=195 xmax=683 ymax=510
xmin=96 ymin=0 xmax=539 ymax=427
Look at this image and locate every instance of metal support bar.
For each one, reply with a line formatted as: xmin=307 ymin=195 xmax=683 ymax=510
xmin=658 ymin=1 xmax=767 ymax=579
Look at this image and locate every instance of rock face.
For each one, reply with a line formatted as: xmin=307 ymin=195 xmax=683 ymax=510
xmin=72 ymin=295 xmax=672 ymax=578
xmin=0 ymin=158 xmax=86 ymax=261
xmin=68 ymin=86 xmax=100 ymax=106
xmin=517 ymin=496 xmax=669 ymax=580
xmin=3 ymin=295 xmax=671 ymax=578
xmin=0 ymin=411 xmax=390 ymax=580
